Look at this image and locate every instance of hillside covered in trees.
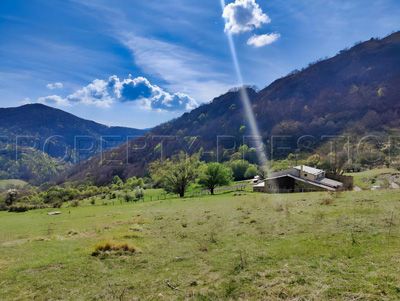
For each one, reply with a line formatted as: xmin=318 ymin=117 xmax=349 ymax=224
xmin=64 ymin=32 xmax=400 ymax=184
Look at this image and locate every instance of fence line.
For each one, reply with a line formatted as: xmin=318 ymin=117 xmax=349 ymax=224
xmin=142 ymin=184 xmax=248 ymax=202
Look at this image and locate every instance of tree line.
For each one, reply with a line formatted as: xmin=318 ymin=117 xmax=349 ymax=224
xmin=149 ymin=151 xmax=259 ymax=198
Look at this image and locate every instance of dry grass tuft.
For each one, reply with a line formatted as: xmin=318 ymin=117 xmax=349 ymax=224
xmin=92 ymin=241 xmax=137 ymax=256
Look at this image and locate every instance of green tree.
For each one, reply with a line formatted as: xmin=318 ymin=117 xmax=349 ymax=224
xmin=306 ymin=154 xmax=321 ymax=167
xmin=228 ymin=160 xmax=250 ymax=181
xmin=198 ymin=163 xmax=233 ymax=195
xmin=287 ymin=153 xmax=296 ymax=166
xmin=112 ymin=175 xmax=123 ymax=187
xmin=149 ymin=152 xmax=199 ymax=198
xmin=230 ymin=151 xmax=243 ymax=161
xmin=244 ymin=165 xmax=258 ymax=179
xmin=125 ymin=177 xmax=144 ymax=189
xmin=245 ymin=147 xmax=258 ymax=164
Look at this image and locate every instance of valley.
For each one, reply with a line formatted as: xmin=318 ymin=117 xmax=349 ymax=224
xmin=0 ymin=6 xmax=400 ymax=299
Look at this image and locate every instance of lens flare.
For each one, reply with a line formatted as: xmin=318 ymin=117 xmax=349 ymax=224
xmin=220 ymin=0 xmax=272 ymax=179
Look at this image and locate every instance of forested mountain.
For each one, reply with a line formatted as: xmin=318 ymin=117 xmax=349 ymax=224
xmin=0 ymin=103 xmax=147 ymax=161
xmin=0 ymin=104 xmax=147 ymax=183
xmin=51 ymin=32 xmax=400 ymax=183
xmin=0 ymin=146 xmax=66 ymax=185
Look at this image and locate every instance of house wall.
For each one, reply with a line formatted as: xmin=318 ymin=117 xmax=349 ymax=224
xmin=299 ymin=170 xmax=325 ymax=181
xmin=265 ymin=177 xmax=296 ymax=193
xmin=294 ymin=180 xmax=326 ymax=192
xmin=253 ymin=185 xmax=266 ymax=193
xmin=264 ymin=177 xmax=330 ymax=193
xmin=299 ymin=171 xmax=318 ymax=181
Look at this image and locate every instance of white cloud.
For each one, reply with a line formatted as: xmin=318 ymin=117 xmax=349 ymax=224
xmin=222 ymin=0 xmax=270 ymax=34
xmin=38 ymin=95 xmax=70 ymax=106
xmin=66 ymin=78 xmax=114 ymax=107
xmin=46 ymin=82 xmax=63 ymax=90
xmin=37 ymin=75 xmax=198 ymax=112
xmin=20 ymin=97 xmax=33 ymax=105
xmin=247 ymin=33 xmax=280 ymax=47
xmin=114 ymin=75 xmax=198 ymax=111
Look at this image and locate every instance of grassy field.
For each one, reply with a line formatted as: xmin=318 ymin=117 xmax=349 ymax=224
xmin=1 ymin=190 xmax=400 ymax=300
xmin=347 ymin=168 xmax=400 ymax=190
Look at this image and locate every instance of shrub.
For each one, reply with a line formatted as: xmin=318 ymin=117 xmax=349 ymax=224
xmin=244 ymin=165 xmax=258 ymax=179
xmin=112 ymin=175 xmax=124 ymax=186
xmin=8 ymin=204 xmax=35 ymax=212
xmin=123 ymin=193 xmax=134 ymax=202
xmin=5 ymin=189 xmax=18 ymax=206
xmin=52 ymin=202 xmax=63 ymax=208
xmin=70 ymin=200 xmax=79 ymax=207
xmin=228 ymin=160 xmax=250 ymax=181
xmin=134 ymin=188 xmax=144 ymax=201
xmin=125 ymin=177 xmax=145 ymax=189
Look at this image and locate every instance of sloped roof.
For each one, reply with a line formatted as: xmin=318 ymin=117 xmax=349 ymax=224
xmin=319 ymin=177 xmax=343 ymax=188
xmin=294 ymin=165 xmax=324 ymax=176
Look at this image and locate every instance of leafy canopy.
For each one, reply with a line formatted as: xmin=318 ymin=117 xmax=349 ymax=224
xmin=198 ymin=163 xmax=233 ymax=194
xmin=149 ymin=152 xmax=200 ymax=197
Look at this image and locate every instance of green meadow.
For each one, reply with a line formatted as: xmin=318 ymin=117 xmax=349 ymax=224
xmin=348 ymin=168 xmax=400 ymax=190
xmin=1 ymin=190 xmax=400 ymax=300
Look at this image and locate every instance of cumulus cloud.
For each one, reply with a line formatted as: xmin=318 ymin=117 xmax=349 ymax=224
xmin=38 ymin=95 xmax=70 ymax=106
xmin=247 ymin=33 xmax=280 ymax=47
xmin=116 ymin=76 xmax=198 ymax=111
xmin=222 ymin=0 xmax=270 ymax=34
xmin=66 ymin=79 xmax=114 ymax=107
xmin=38 ymin=75 xmax=198 ymax=112
xmin=46 ymin=82 xmax=63 ymax=90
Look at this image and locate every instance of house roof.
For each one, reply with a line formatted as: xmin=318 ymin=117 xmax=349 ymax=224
xmin=319 ymin=177 xmax=343 ymax=188
xmin=294 ymin=165 xmax=324 ymax=176
xmin=258 ymin=165 xmax=344 ymax=192
xmin=265 ymin=174 xmax=337 ymax=191
xmin=254 ymin=181 xmax=265 ymax=188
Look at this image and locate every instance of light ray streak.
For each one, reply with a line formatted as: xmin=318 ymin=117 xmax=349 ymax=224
xmin=220 ymin=0 xmax=271 ymax=178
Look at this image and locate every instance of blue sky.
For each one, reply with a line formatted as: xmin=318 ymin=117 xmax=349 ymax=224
xmin=0 ymin=0 xmax=399 ymax=128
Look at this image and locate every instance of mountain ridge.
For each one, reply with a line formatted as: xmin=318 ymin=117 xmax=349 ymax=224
xmin=63 ymin=31 xmax=400 ymax=184
xmin=0 ymin=103 xmax=148 ymax=161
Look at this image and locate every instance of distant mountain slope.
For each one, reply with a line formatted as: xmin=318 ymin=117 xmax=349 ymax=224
xmin=0 ymin=103 xmax=148 ymax=161
xmin=0 ymin=146 xmax=66 ymax=185
xmin=254 ymin=32 xmax=400 ymax=137
xmin=64 ymin=31 xmax=400 ymax=184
